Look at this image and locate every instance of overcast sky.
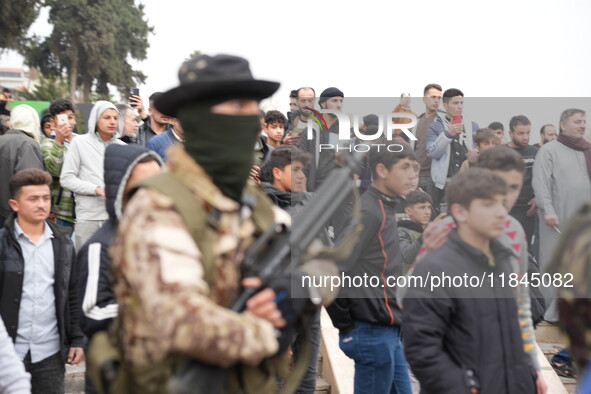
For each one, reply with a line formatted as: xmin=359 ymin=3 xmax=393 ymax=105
xmin=2 ymin=0 xmax=591 ymax=135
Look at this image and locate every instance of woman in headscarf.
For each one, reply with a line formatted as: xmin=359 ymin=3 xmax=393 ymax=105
xmin=0 ymin=104 xmax=44 ymax=227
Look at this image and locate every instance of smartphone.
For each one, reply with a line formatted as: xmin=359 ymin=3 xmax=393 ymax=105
xmin=57 ymin=114 xmax=68 ymax=125
xmin=439 ymin=202 xmax=448 ymax=215
xmin=451 ymin=115 xmax=463 ymax=124
xmin=130 ymin=88 xmax=139 ymax=97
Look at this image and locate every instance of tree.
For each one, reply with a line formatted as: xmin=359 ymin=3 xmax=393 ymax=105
xmin=186 ymin=50 xmax=201 ymax=61
xmin=0 ymin=0 xmax=41 ymax=51
xmin=23 ymin=0 xmax=152 ymax=103
xmin=20 ymin=74 xmax=69 ymax=101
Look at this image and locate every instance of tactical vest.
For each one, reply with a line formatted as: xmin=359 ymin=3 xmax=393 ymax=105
xmin=88 ymin=173 xmax=310 ymax=394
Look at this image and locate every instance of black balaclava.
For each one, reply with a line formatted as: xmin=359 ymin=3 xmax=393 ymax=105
xmin=178 ymin=102 xmax=261 ymax=202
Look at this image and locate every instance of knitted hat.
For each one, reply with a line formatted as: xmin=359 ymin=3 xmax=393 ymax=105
xmin=318 ymin=87 xmax=344 ymax=105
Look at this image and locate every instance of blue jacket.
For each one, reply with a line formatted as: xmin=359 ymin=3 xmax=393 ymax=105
xmin=426 ymin=115 xmax=478 ymax=189
xmin=146 ymin=129 xmax=177 ymax=162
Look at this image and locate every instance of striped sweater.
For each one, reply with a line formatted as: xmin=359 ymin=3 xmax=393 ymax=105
xmin=41 ymin=138 xmax=75 ymax=223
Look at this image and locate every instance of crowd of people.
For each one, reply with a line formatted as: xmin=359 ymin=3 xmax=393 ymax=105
xmin=0 ymin=52 xmax=589 ymax=394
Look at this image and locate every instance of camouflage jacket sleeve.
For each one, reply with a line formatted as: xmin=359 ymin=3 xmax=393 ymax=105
xmin=112 ymin=188 xmax=278 ymax=368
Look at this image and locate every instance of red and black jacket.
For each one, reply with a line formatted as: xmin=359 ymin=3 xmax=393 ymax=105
xmin=327 ymin=186 xmax=403 ymax=335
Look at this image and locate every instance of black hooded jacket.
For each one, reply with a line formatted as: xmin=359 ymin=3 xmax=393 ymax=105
xmin=77 ymin=144 xmax=162 ymax=338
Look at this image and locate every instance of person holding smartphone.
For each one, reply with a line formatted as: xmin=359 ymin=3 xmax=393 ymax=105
xmin=41 ymin=99 xmax=79 ymax=234
xmin=425 ymin=88 xmax=479 ymax=212
xmin=127 ymin=90 xmax=172 ymax=146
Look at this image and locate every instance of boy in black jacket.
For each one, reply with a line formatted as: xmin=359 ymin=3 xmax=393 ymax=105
xmin=398 ymin=190 xmax=433 ymax=271
xmin=402 ymin=168 xmax=537 ymax=394
xmin=259 ymin=145 xmax=311 ymax=209
xmin=259 ymin=146 xmax=322 ymax=393
xmin=327 ymin=142 xmax=416 ymax=394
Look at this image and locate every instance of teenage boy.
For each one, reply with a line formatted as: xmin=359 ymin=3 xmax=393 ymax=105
xmin=506 ymin=115 xmax=538 ymax=248
xmin=426 ymin=88 xmax=479 ymax=211
xmin=129 ymin=92 xmax=172 ymax=146
xmin=41 ymin=99 xmax=78 ymax=233
xmin=400 ymin=146 xmax=547 ymax=394
xmin=0 ymin=168 xmax=84 ymax=394
xmin=403 ymin=168 xmax=537 ymax=394
xmin=260 ymin=145 xmax=310 ymax=208
xmin=60 ymin=101 xmax=125 ymax=248
xmin=263 ymin=110 xmax=287 ymax=150
xmin=259 ymin=145 xmax=322 ymax=394
xmin=488 ymin=121 xmax=505 ymax=144
xmin=327 ymin=143 xmax=416 ymax=394
xmin=415 ymin=83 xmax=443 ymax=199
xmin=398 ymin=190 xmax=433 ymax=270
xmin=459 ymin=128 xmax=498 ymax=172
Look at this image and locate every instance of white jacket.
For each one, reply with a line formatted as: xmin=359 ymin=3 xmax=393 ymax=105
xmin=60 ymin=101 xmax=125 ymax=221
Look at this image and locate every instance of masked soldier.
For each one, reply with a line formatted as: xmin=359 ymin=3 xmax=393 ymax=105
xmin=104 ymin=54 xmax=325 ymax=393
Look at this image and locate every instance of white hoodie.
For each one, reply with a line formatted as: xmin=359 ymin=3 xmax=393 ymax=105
xmin=60 ymin=101 xmax=125 ymax=221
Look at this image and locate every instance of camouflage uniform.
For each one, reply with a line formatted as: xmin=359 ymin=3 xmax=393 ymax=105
xmin=111 ymin=145 xmax=280 ymax=369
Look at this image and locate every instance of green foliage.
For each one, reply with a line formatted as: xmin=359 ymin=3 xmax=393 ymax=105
xmin=90 ymin=90 xmax=114 ymax=103
xmin=22 ymin=0 xmax=152 ymax=102
xmin=187 ymin=50 xmax=202 ymax=61
xmin=0 ymin=0 xmax=41 ymax=50
xmin=20 ymin=75 xmax=69 ymax=101
xmin=74 ymin=109 xmax=86 ymax=134
xmin=21 ymin=37 xmax=63 ymax=77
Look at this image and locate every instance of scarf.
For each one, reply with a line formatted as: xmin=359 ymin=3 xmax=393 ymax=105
xmin=178 ymin=103 xmax=261 ymax=201
xmin=558 ymin=133 xmax=591 ymax=183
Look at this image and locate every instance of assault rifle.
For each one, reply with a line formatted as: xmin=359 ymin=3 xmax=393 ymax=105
xmin=165 ymin=151 xmax=363 ymax=393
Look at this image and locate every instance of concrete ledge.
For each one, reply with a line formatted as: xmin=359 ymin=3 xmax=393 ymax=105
xmin=536 ymin=344 xmax=570 ymax=394
xmin=65 ymin=362 xmax=85 ymax=394
xmin=320 ymin=308 xmax=570 ymax=394
xmin=319 ymin=307 xmax=354 ymax=394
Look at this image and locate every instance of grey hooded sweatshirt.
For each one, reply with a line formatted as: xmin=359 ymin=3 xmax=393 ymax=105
xmin=60 ymin=101 xmax=125 ymax=221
